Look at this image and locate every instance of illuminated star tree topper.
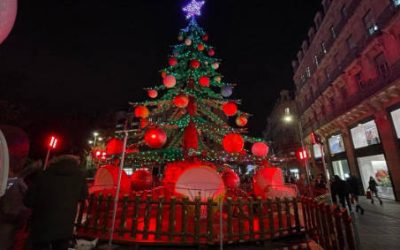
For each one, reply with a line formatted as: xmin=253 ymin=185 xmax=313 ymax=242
xmin=182 ymin=0 xmax=205 ymax=20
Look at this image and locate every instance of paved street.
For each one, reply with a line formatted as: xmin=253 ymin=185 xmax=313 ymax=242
xmin=354 ymin=197 xmax=400 ymax=250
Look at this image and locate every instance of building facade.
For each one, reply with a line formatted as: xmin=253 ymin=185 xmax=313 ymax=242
xmin=292 ymin=0 xmax=400 ymax=200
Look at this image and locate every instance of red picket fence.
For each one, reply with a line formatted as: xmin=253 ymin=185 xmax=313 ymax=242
xmin=74 ymin=194 xmax=356 ymax=248
xmin=301 ymin=197 xmax=357 ymax=250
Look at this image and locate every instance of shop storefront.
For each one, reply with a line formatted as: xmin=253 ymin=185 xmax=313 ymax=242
xmin=350 ymin=119 xmax=396 ymax=200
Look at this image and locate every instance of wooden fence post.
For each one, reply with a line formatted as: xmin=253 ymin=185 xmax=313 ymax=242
xmin=342 ymin=209 xmax=356 ymax=250
xmin=93 ymin=194 xmax=103 ymax=233
xmin=131 ymin=194 xmax=140 ymax=239
xmin=207 ymin=198 xmax=214 ymax=244
xmin=257 ymin=197 xmax=265 ymax=241
xmin=169 ymin=196 xmax=176 ymax=241
xmin=194 ymin=196 xmax=201 ymax=243
xmin=319 ymin=203 xmax=332 ymax=250
xmin=284 ymin=197 xmax=291 ymax=235
xmin=266 ymin=198 xmax=274 ymax=239
xmin=118 ymin=195 xmax=129 ymax=237
xmin=325 ymin=204 xmax=338 ymax=250
xmin=275 ymin=197 xmax=283 ymax=238
xmin=143 ymin=195 xmax=152 ymax=240
xmin=333 ymin=206 xmax=345 ymax=249
xmin=238 ymin=198 xmax=245 ymax=242
xmin=248 ymin=197 xmax=255 ymax=241
xmin=155 ymin=196 xmax=164 ymax=240
xmin=181 ymin=197 xmax=189 ymax=243
xmin=292 ymin=197 xmax=301 ymax=233
xmin=103 ymin=195 xmax=112 ymax=235
xmin=226 ymin=197 xmax=233 ymax=243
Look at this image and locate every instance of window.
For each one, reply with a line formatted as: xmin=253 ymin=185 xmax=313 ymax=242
xmin=328 ymin=134 xmax=345 ymax=154
xmin=374 ymin=53 xmax=389 ymax=77
xmin=306 ymin=67 xmax=311 ymax=78
xmin=350 ymin=120 xmax=381 ymax=149
xmin=363 ymin=10 xmax=379 ymax=35
xmin=313 ymin=144 xmax=322 ymax=159
xmin=394 ymin=0 xmax=400 ymax=7
xmin=321 ymin=42 xmax=327 ymax=54
xmin=332 ymin=160 xmax=350 ymax=180
xmin=390 ymin=108 xmax=400 ymax=139
xmin=330 ymin=25 xmax=336 ymax=39
xmin=314 ymin=55 xmax=319 ymax=67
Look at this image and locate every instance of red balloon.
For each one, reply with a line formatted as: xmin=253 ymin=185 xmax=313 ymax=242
xmin=202 ymin=34 xmax=209 ymax=41
xmin=168 ymin=57 xmax=178 ymax=66
xmin=198 ymin=76 xmax=210 ymax=87
xmin=251 ymin=142 xmax=269 ymax=157
xmin=131 ymin=169 xmax=153 ymax=191
xmin=173 ymin=94 xmax=189 ymax=108
xmin=208 ymin=48 xmax=215 ymax=57
xmin=189 ymin=59 xmax=201 ymax=69
xmin=222 ymin=133 xmax=244 ymax=153
xmin=197 ymin=43 xmax=205 ymax=51
xmin=222 ymin=102 xmax=238 ymax=116
xmin=163 ymin=75 xmax=176 ymax=88
xmin=134 ymin=105 xmax=149 ymax=118
xmin=106 ymin=138 xmax=124 ymax=155
xmin=222 ymin=168 xmax=240 ymax=189
xmin=144 ymin=127 xmax=167 ymax=148
xmin=147 ymin=89 xmax=158 ymax=98
xmin=235 ymin=116 xmax=248 ymax=127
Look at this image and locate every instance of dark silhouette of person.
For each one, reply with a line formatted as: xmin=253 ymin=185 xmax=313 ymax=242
xmin=368 ymin=176 xmax=383 ymax=205
xmin=347 ymin=175 xmax=364 ymax=214
xmin=24 ymin=155 xmax=88 ymax=250
xmin=330 ymin=175 xmax=352 ymax=212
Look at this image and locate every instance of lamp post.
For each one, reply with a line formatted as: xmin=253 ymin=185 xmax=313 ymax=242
xmin=283 ymin=108 xmax=313 ymax=195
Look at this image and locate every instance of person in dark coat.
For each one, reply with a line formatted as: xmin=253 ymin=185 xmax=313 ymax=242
xmin=24 ymin=155 xmax=88 ymax=250
xmin=368 ymin=176 xmax=383 ymax=205
xmin=347 ymin=175 xmax=364 ymax=214
xmin=330 ymin=175 xmax=352 ymax=211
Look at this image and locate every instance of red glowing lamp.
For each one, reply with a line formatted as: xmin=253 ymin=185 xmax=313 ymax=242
xmin=296 ymin=148 xmax=309 ymax=161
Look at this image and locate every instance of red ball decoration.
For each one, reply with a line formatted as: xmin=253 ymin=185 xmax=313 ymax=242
xmin=106 ymin=138 xmax=124 ymax=155
xmin=202 ymin=34 xmax=209 ymax=41
xmin=222 ymin=168 xmax=240 ymax=189
xmin=197 ymin=43 xmax=205 ymax=51
xmin=208 ymin=49 xmax=215 ymax=57
xmin=163 ymin=75 xmax=176 ymax=88
xmin=222 ymin=133 xmax=244 ymax=153
xmin=198 ymin=76 xmax=210 ymax=87
xmin=161 ymin=71 xmax=167 ymax=78
xmin=235 ymin=116 xmax=248 ymax=127
xmin=144 ymin=127 xmax=167 ymax=148
xmin=189 ymin=59 xmax=201 ymax=69
xmin=131 ymin=169 xmax=153 ymax=191
xmin=173 ymin=94 xmax=189 ymax=108
xmin=251 ymin=142 xmax=269 ymax=157
xmin=147 ymin=89 xmax=158 ymax=99
xmin=134 ymin=105 xmax=149 ymax=119
xmin=222 ymin=102 xmax=238 ymax=116
xmin=168 ymin=57 xmax=178 ymax=66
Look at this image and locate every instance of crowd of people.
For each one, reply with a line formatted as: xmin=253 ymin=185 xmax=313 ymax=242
xmin=0 ymin=155 xmax=88 ymax=250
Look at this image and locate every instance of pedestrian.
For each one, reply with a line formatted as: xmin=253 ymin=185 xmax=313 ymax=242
xmin=314 ymin=173 xmax=326 ymax=189
xmin=347 ymin=175 xmax=364 ymax=214
xmin=24 ymin=155 xmax=88 ymax=250
xmin=368 ymin=176 xmax=383 ymax=205
xmin=330 ymin=175 xmax=352 ymax=212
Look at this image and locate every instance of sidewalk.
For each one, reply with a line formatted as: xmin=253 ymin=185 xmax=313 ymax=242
xmin=353 ymin=197 xmax=400 ymax=250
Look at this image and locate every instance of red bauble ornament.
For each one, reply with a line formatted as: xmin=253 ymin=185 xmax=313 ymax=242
xmin=197 ymin=43 xmax=205 ymax=51
xmin=235 ymin=116 xmax=248 ymax=127
xmin=251 ymin=142 xmax=269 ymax=157
xmin=161 ymin=71 xmax=167 ymax=78
xmin=168 ymin=57 xmax=178 ymax=66
xmin=134 ymin=105 xmax=149 ymax=119
xmin=144 ymin=127 xmax=167 ymax=148
xmin=147 ymin=89 xmax=158 ymax=99
xmin=208 ymin=48 xmax=215 ymax=57
xmin=163 ymin=75 xmax=176 ymax=88
xmin=106 ymin=138 xmax=124 ymax=155
xmin=140 ymin=118 xmax=149 ymax=129
xmin=212 ymin=62 xmax=219 ymax=70
xmin=222 ymin=102 xmax=238 ymax=116
xmin=222 ymin=133 xmax=244 ymax=153
xmin=131 ymin=169 xmax=153 ymax=191
xmin=222 ymin=168 xmax=240 ymax=189
xmin=202 ymin=34 xmax=209 ymax=41
xmin=189 ymin=59 xmax=201 ymax=69
xmin=198 ymin=76 xmax=210 ymax=87
xmin=173 ymin=94 xmax=189 ymax=108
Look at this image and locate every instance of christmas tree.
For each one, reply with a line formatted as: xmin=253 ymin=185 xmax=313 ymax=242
xmin=111 ymin=0 xmax=268 ymax=173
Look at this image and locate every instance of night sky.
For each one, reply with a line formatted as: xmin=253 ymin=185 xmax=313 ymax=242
xmin=0 ymin=0 xmax=321 ymax=157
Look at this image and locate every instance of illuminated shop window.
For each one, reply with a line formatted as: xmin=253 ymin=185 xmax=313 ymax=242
xmin=328 ymin=134 xmax=345 ymax=154
xmin=350 ymin=120 xmax=381 ymax=149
